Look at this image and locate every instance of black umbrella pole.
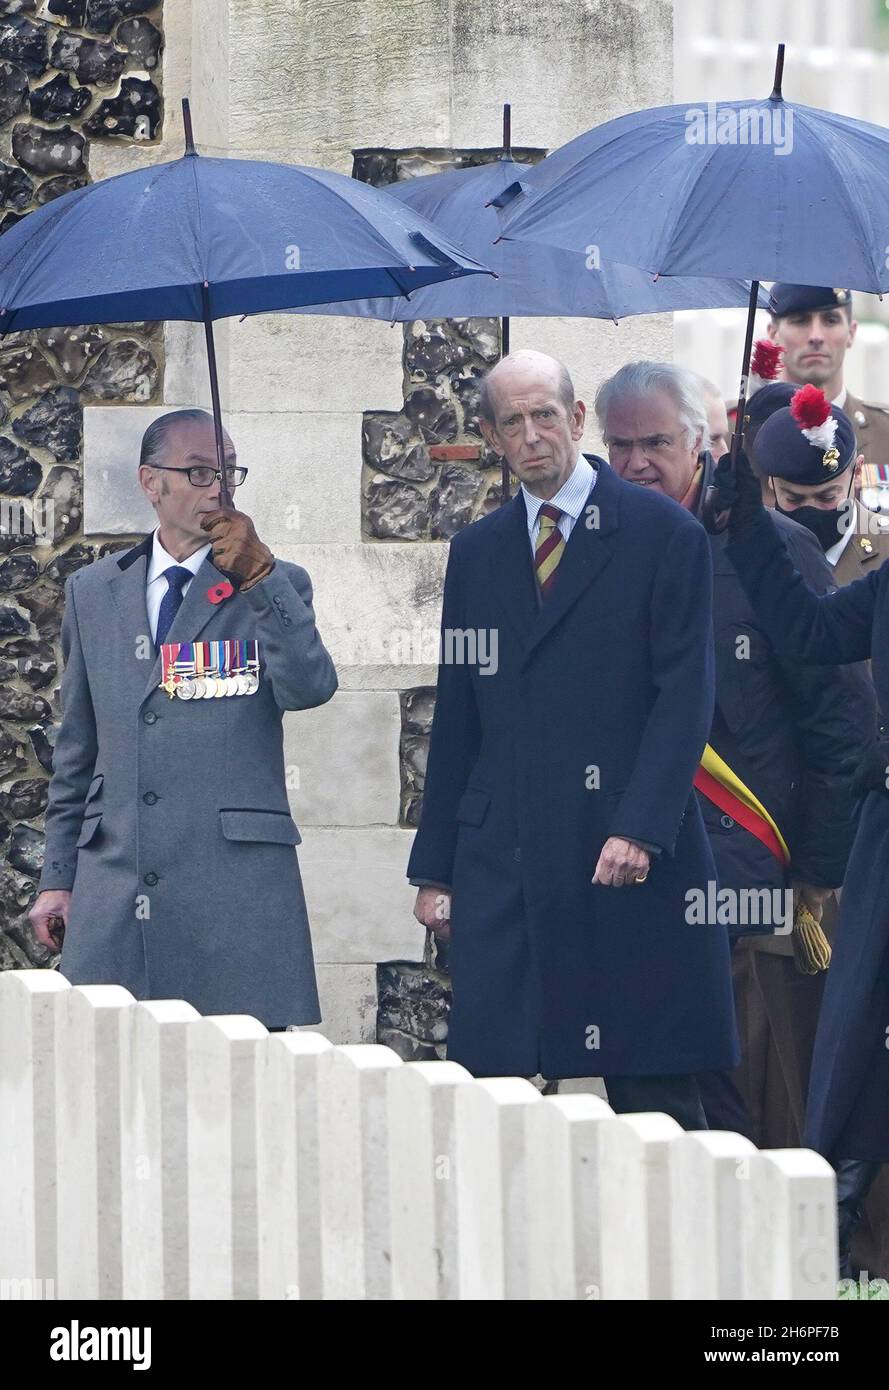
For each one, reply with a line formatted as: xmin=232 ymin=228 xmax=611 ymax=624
xmin=701 ymin=279 xmax=760 ymax=534
xmin=200 ymin=282 xmax=233 ymax=510
xmin=500 ymin=314 xmax=511 ymax=504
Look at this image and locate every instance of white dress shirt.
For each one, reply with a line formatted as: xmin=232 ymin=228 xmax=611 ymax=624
xmin=146 ymin=527 xmax=212 ymax=644
xmin=521 ymin=452 xmax=596 ymax=554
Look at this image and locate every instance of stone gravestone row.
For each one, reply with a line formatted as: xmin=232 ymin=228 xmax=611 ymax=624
xmin=0 ymin=969 xmax=838 ymax=1300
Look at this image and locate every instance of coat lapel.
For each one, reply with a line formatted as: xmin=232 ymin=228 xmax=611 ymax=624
xmin=521 ymin=457 xmax=620 ymax=665
xmin=107 ymin=533 xmax=232 ymax=706
xmin=489 ymin=490 xmax=541 ymax=640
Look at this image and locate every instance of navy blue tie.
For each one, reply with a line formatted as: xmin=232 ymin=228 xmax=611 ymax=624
xmin=155 ymin=566 xmax=193 ymax=648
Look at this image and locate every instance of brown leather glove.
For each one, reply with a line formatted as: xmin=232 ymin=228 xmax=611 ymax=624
xmin=199 ymin=507 xmax=275 ymax=592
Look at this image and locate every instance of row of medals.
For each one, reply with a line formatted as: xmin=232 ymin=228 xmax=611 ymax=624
xmin=163 ymin=665 xmax=260 ymax=700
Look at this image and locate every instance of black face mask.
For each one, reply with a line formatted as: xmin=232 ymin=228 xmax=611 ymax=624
xmin=774 ymin=472 xmax=855 ymax=552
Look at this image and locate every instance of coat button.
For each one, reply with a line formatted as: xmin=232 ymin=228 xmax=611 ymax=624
xmin=720 ymin=814 xmax=735 ymax=830
xmin=143 ymin=792 xmax=158 ymax=805
xmin=143 ymin=872 xmax=158 ymax=886
xmin=143 ymin=711 xmax=157 ymax=724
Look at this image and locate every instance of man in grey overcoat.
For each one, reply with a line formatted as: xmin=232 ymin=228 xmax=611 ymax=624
xmin=28 ymin=409 xmax=338 ymax=1029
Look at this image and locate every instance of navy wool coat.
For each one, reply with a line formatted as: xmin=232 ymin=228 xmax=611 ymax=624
xmin=408 ymin=458 xmax=739 ymax=1080
xmin=728 ymin=511 xmax=889 ymax=1162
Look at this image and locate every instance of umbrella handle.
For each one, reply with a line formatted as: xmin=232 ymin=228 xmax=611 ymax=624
xmin=701 ymin=278 xmax=760 ymax=535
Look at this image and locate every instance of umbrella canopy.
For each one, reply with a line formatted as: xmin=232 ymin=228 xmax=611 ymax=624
xmin=494 ymin=74 xmax=889 ymax=293
xmin=0 ymin=153 xmax=492 ymax=333
xmin=0 ymin=100 xmax=492 ymax=507
xmin=298 ymin=157 xmax=768 ymax=321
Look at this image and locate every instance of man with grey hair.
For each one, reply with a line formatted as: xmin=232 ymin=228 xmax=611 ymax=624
xmin=409 ymin=348 xmax=738 ymax=1127
xmin=28 ymin=408 xmax=337 ymax=1030
xmin=597 ymin=360 xmax=874 ymax=1144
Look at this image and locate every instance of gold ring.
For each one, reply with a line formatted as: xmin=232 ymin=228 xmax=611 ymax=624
xmin=634 ymin=872 xmax=648 ymax=884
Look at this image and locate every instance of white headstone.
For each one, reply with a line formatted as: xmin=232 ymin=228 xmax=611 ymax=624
xmin=0 ymin=969 xmax=69 ymax=1295
xmin=187 ymin=1015 xmax=268 ymax=1300
xmin=120 ymin=999 xmax=201 ymax=1300
xmin=597 ymin=1112 xmax=682 ymax=1300
xmin=317 ymin=1043 xmax=403 ymax=1299
xmin=257 ymin=1030 xmax=334 ymax=1301
xmin=671 ymin=1130 xmax=757 ymax=1300
xmin=745 ymin=1148 xmax=837 ymax=1299
xmin=526 ymin=1093 xmax=614 ymax=1301
xmin=387 ymin=1059 xmax=474 ymax=1300
xmin=55 ymin=984 xmax=135 ymax=1299
xmin=455 ymin=1076 xmax=542 ymax=1300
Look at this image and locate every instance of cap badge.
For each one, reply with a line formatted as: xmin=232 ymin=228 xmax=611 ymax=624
xmin=822 ymin=447 xmax=841 ymax=472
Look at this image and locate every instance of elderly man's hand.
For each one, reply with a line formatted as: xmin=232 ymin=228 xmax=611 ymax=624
xmin=592 ymin=837 xmax=651 ymax=887
xmin=28 ymin=888 xmax=71 ymax=953
xmin=200 ymin=507 xmax=275 ymax=591
xmin=413 ymin=886 xmax=452 ymax=941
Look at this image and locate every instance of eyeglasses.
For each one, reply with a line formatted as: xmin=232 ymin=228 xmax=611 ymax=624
xmin=149 ymin=463 xmax=248 ymax=488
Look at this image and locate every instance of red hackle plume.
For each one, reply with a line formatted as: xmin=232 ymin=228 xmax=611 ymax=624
xmin=750 ymin=338 xmax=783 ymax=382
xmin=790 ymin=384 xmax=831 ymax=430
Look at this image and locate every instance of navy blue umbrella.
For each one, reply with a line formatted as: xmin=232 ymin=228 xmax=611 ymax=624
xmin=295 ymin=104 xmax=767 ymax=501
xmin=0 ymin=100 xmax=492 ymax=506
xmin=495 ymin=46 xmax=889 ymax=524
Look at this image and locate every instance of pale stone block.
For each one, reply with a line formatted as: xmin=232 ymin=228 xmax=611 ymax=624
xmin=281 ymin=542 xmax=448 ymax=690
xmin=283 ymin=691 xmax=401 ymax=827
xmin=455 ymin=1076 xmax=542 ymax=1300
xmin=526 ymin=1093 xmax=614 ymax=1301
xmin=186 ymin=1015 xmax=268 ymax=1300
xmin=744 ymin=1149 xmax=837 ymax=1300
xmin=119 ymin=1000 xmax=201 ymax=1300
xmin=597 ymin=1112 xmax=683 ymax=1300
xmin=298 ymin=828 xmax=424 ymax=964
xmin=227 ymin=0 xmax=451 ymax=155
xmin=256 ymin=1031 xmax=333 ymax=1301
xmin=671 ymin=1130 xmax=757 ymax=1301
xmin=55 ymin=984 xmax=135 ymax=1300
xmin=317 ymin=1043 xmax=403 ymax=1299
xmin=309 ymin=963 xmax=378 ymax=1044
xmin=387 ymin=1060 xmax=475 ymax=1300
xmin=227 ymin=411 xmax=363 ymax=547
xmin=449 ymin=1 xmax=671 ymax=149
xmin=0 ymin=970 xmax=69 ymax=1291
xmin=226 ymin=313 xmax=406 ymax=415
xmin=83 ymin=405 xmax=171 ymax=535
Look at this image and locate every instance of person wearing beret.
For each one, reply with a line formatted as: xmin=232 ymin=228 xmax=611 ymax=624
xmin=766 ymin=282 xmax=889 ymax=519
xmin=712 ymin=421 xmax=889 ymax=1280
xmin=753 ymin=386 xmax=889 ymax=590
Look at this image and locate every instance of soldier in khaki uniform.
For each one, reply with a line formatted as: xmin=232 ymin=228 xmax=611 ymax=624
xmin=766 ymin=281 xmax=889 ymax=518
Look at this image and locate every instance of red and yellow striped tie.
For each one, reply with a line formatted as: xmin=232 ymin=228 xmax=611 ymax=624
xmin=535 ymin=503 xmax=565 ymax=596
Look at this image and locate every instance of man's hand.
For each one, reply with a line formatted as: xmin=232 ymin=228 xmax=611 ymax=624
xmin=28 ymin=889 xmax=71 ymax=953
xmin=792 ymin=881 xmax=833 ymax=924
xmin=593 ymin=837 xmax=651 ymax=887
xmin=413 ymin=886 xmax=452 ymax=941
xmin=200 ymin=507 xmax=275 ymax=591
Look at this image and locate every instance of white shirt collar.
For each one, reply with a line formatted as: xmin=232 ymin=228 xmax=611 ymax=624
xmin=521 ymin=452 xmax=594 ymax=529
xmin=831 ymin=386 xmax=847 ymax=410
xmin=824 ymin=507 xmax=856 ymax=566
xmin=147 ymin=526 xmax=212 ymax=586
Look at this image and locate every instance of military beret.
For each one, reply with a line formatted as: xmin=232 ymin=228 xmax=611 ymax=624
xmin=744 ymin=381 xmax=797 ymax=435
xmin=754 ymin=386 xmax=857 ymax=483
xmin=768 ymin=283 xmax=852 ymax=317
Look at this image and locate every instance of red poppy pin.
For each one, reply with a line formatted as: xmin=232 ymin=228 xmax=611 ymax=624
xmin=207 ymin=580 xmax=234 ymax=604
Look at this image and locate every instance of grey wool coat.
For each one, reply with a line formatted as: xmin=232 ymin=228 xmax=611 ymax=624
xmin=37 ymin=533 xmax=338 ymax=1027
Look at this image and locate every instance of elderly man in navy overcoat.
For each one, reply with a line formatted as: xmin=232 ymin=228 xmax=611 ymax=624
xmin=408 ymin=349 xmax=738 ymax=1128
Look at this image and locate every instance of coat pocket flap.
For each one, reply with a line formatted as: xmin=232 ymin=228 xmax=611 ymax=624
xmin=455 ymin=788 xmax=491 ymax=827
xmin=220 ymin=809 xmax=302 ymax=845
xmin=86 ymin=772 xmax=104 ymax=802
xmin=76 ymin=813 xmax=102 ymax=848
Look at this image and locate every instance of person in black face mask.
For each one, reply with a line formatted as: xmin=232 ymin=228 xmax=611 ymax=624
xmin=754 ymin=387 xmax=889 ymax=587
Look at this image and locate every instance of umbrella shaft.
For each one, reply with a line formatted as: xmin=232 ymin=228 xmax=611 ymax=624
xmin=201 ymin=283 xmax=233 ymax=509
